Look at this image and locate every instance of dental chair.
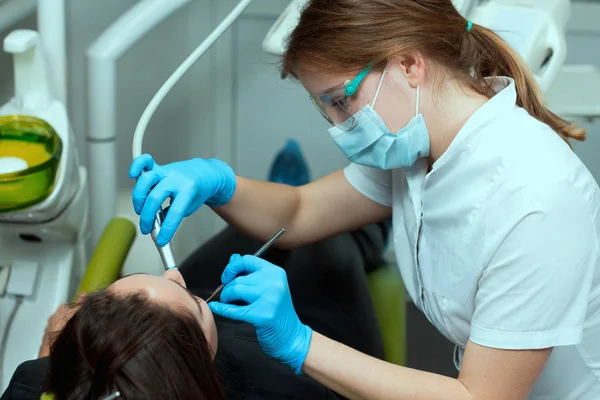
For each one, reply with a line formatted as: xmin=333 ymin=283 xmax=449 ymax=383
xmin=74 ymin=217 xmax=136 ymax=297
xmin=367 ymin=253 xmax=406 ymax=366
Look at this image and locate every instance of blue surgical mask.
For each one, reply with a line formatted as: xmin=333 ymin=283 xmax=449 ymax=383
xmin=328 ymin=68 xmax=430 ymax=169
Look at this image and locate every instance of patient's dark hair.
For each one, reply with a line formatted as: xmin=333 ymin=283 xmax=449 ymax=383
xmin=45 ymin=290 xmax=224 ymax=400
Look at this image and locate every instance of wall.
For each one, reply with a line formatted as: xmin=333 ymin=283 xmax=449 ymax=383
xmin=213 ymin=0 xmax=349 ymax=237
xmin=565 ymin=2 xmax=600 ymax=180
xmin=65 ymin=0 xmax=140 ymax=162
xmin=232 ymin=17 xmax=348 ymax=181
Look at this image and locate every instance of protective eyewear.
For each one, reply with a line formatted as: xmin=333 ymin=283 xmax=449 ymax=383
xmin=309 ymin=64 xmax=374 ymax=131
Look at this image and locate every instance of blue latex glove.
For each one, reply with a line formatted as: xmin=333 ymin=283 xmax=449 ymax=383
xmin=209 ymin=255 xmax=312 ymax=374
xmin=129 ymin=154 xmax=236 ymax=245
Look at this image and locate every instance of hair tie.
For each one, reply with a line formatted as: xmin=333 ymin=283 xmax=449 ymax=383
xmin=467 ymin=20 xmax=473 ymax=32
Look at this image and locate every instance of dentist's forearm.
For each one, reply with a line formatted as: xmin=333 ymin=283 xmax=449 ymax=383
xmin=213 ymin=170 xmax=392 ymax=249
xmin=303 ymin=332 xmax=471 ymax=400
xmin=214 ymin=176 xmax=304 ymax=248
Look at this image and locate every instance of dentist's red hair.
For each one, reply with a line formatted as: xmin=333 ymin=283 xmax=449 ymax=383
xmin=282 ymin=0 xmax=585 ymax=145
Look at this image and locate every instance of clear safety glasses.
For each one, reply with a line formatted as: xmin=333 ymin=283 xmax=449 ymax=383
xmin=309 ymin=64 xmax=373 ymax=131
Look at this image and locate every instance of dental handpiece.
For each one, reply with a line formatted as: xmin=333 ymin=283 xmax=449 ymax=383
xmin=150 ymin=206 xmax=177 ymax=270
xmin=206 ymin=228 xmax=286 ymax=302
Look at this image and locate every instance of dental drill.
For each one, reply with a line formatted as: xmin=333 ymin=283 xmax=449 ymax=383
xmin=150 ymin=206 xmax=177 ymax=270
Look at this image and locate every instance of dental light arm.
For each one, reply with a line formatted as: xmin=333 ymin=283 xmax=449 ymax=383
xmin=130 ymin=0 xmax=254 ymax=265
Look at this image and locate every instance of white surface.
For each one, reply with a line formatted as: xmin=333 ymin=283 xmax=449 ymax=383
xmin=546 ymin=64 xmax=600 ymax=119
xmin=0 ymin=156 xmax=28 ymax=174
xmin=87 ymin=141 xmax=117 ymax=247
xmin=0 ymin=4 xmax=35 ymax=116
xmin=345 ymin=77 xmax=600 ymax=398
xmin=6 ymin=260 xmax=39 ymax=297
xmin=542 ymin=0 xmax=571 ymax=29
xmin=38 ymin=0 xmax=67 ymax=104
xmin=3 ymin=30 xmax=52 ymax=114
xmin=0 ymin=246 xmax=76 ymax=393
xmin=470 ymin=0 xmax=568 ymax=92
xmin=262 ymin=0 xmax=306 ymax=56
xmin=3 ymin=29 xmax=37 ymax=53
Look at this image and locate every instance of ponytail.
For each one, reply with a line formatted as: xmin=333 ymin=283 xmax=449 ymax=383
xmin=467 ymin=24 xmax=585 ymax=146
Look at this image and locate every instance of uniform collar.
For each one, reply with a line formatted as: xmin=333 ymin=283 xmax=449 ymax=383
xmin=430 ymin=76 xmax=517 ymax=172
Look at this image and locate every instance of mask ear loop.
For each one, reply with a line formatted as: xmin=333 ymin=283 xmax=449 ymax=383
xmin=415 ymin=86 xmax=420 ymax=116
xmin=372 ymin=67 xmax=387 ymax=109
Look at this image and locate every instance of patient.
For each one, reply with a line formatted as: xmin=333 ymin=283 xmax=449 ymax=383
xmin=38 ymin=284 xmax=221 ymax=399
xmin=1 ymin=223 xmax=388 ymax=400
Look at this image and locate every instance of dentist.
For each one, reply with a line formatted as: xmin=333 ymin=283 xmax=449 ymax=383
xmin=130 ymin=1 xmax=600 ymax=398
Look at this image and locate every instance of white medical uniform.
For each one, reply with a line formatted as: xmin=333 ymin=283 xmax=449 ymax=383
xmin=344 ymin=77 xmax=600 ymax=399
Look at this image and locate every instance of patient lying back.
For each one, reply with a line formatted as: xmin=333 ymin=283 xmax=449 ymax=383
xmin=42 ymin=269 xmax=224 ymax=400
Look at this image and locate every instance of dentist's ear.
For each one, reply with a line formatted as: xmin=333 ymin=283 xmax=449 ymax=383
xmin=388 ymin=54 xmax=426 ymax=89
xmin=163 ymin=268 xmax=187 ymax=288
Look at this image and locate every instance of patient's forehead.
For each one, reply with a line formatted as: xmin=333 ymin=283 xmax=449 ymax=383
xmin=111 ymin=273 xmax=196 ymax=311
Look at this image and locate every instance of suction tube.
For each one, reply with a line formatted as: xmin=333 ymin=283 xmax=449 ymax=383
xmin=130 ymin=0 xmax=253 ymax=265
xmin=131 ymin=0 xmax=253 ymax=159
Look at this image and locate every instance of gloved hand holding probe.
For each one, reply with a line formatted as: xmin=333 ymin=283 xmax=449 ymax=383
xmin=209 ymin=254 xmax=313 ymax=375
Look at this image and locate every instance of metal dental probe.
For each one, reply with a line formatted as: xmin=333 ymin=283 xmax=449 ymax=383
xmin=206 ymin=228 xmax=286 ymax=302
xmin=150 ymin=206 xmax=177 ymax=270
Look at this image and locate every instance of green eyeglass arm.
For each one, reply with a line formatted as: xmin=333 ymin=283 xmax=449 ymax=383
xmin=344 ymin=64 xmax=374 ymax=96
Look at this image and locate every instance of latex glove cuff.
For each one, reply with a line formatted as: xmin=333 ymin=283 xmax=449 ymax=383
xmin=204 ymin=158 xmax=237 ymax=207
xmin=287 ymin=324 xmax=313 ymax=375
